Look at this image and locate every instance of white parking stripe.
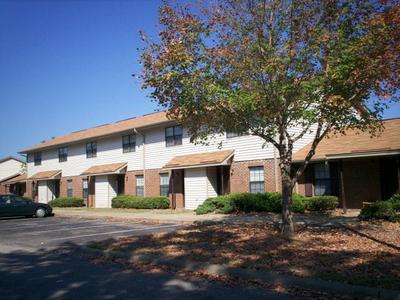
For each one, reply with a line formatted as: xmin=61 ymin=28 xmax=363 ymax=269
xmin=21 ymin=224 xmax=129 ymax=235
xmin=0 ymin=221 xmax=105 ymax=231
xmin=47 ymin=224 xmax=180 ymax=241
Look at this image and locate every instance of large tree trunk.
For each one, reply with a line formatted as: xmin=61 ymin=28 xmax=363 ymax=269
xmin=281 ymin=164 xmax=294 ymax=237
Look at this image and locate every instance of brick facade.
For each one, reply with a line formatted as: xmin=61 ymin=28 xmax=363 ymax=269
xmin=24 ymin=158 xmax=284 ymax=208
xmin=230 ymin=159 xmax=280 ymax=193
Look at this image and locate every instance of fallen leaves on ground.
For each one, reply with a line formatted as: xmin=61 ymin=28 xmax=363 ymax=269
xmin=88 ymin=221 xmax=400 ymax=291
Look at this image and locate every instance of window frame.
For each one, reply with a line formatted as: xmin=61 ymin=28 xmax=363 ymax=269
xmin=82 ymin=179 xmax=88 ymax=199
xmin=86 ymin=142 xmax=97 ymax=158
xmin=159 ymin=173 xmax=169 ymax=197
xmin=67 ymin=179 xmax=73 ymax=197
xmin=33 ymin=152 xmax=42 ymax=166
xmin=313 ymin=163 xmax=332 ymax=196
xmin=165 ymin=125 xmax=183 ymax=147
xmin=226 ymin=130 xmax=248 ymax=139
xmin=249 ymin=166 xmax=265 ymax=193
xmin=58 ymin=147 xmax=68 ymax=162
xmin=136 ymin=175 xmax=144 ymax=197
xmin=122 ymin=134 xmax=136 ymax=153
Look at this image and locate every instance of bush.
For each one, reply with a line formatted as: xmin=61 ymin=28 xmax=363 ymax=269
xmin=195 ymin=192 xmax=307 ymax=215
xmin=48 ymin=197 xmax=84 ymax=207
xmin=359 ymin=194 xmax=400 ymax=222
xmin=388 ymin=194 xmax=400 ymax=211
xmin=111 ymin=195 xmax=170 ymax=209
xmin=304 ymin=196 xmax=338 ymax=212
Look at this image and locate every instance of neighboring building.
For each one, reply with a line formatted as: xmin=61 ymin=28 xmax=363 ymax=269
xmin=19 ymin=111 xmax=400 ymax=209
xmin=0 ymin=156 xmax=26 ymax=195
xmin=293 ymin=118 xmax=400 ymax=208
xmin=19 ymin=111 xmax=314 ymax=208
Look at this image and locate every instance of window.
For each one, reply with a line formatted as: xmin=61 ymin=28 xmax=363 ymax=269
xmin=67 ymin=180 xmax=73 ymax=197
xmin=165 ymin=125 xmax=182 ymax=147
xmin=159 ymin=173 xmax=169 ymax=197
xmin=82 ymin=179 xmax=88 ymax=199
xmin=136 ymin=175 xmax=144 ymax=197
xmin=122 ymin=134 xmax=136 ymax=153
xmin=249 ymin=166 xmax=264 ymax=193
xmin=226 ymin=130 xmax=248 ymax=138
xmin=314 ymin=163 xmax=331 ymax=196
xmin=34 ymin=152 xmax=41 ymax=166
xmin=58 ymin=147 xmax=68 ymax=162
xmin=86 ymin=142 xmax=97 ymax=158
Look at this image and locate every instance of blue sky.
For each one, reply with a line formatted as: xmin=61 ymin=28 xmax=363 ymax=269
xmin=0 ymin=0 xmax=399 ymax=160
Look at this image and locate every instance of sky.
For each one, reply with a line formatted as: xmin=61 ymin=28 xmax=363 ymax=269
xmin=0 ymin=0 xmax=399 ymax=160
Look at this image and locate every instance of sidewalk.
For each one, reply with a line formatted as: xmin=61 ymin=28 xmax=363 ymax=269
xmin=53 ymin=207 xmax=360 ymax=227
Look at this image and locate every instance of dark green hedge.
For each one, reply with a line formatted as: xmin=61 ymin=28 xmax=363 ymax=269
xmin=359 ymin=194 xmax=400 ymax=222
xmin=304 ymin=196 xmax=339 ymax=212
xmin=112 ymin=195 xmax=170 ymax=209
xmin=195 ymin=192 xmax=337 ymax=215
xmin=48 ymin=197 xmax=84 ymax=207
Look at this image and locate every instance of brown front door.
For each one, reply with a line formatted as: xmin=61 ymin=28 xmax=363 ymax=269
xmin=343 ymin=159 xmax=381 ymax=208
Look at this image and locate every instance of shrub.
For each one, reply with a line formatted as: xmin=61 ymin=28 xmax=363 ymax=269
xmin=388 ymin=194 xmax=400 ymax=211
xmin=48 ymin=197 xmax=84 ymax=207
xmin=195 ymin=192 xmax=307 ymax=215
xmin=304 ymin=196 xmax=338 ymax=212
xmin=111 ymin=195 xmax=170 ymax=209
xmin=359 ymin=194 xmax=400 ymax=222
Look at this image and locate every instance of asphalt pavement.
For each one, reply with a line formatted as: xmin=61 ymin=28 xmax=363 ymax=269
xmin=0 ymin=216 xmax=293 ymax=300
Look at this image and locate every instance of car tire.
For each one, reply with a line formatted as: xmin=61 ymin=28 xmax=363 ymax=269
xmin=35 ymin=208 xmax=46 ymax=218
xmin=25 ymin=215 xmax=32 ymax=218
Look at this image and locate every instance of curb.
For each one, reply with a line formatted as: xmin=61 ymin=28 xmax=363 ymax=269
xmin=78 ymin=246 xmax=400 ymax=300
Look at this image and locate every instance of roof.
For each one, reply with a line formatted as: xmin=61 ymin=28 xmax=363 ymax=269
xmin=0 ymin=173 xmax=22 ymax=183
xmin=20 ymin=111 xmax=171 ymax=153
xmin=293 ymin=118 xmax=400 ymax=161
xmin=29 ymin=170 xmax=62 ymax=180
xmin=164 ymin=150 xmax=235 ymax=169
xmin=2 ymin=174 xmax=27 ymax=184
xmin=81 ymin=162 xmax=127 ymax=176
xmin=0 ymin=156 xmax=25 ymax=164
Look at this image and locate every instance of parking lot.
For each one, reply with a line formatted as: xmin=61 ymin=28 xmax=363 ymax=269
xmin=0 ymin=216 xmax=181 ymax=252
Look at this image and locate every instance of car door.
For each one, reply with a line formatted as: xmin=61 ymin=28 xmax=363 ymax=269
xmin=0 ymin=195 xmax=13 ymax=217
xmin=10 ymin=196 xmax=33 ymax=216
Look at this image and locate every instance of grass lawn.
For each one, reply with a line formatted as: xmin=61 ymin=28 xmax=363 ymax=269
xmin=89 ymin=221 xmax=400 ymax=290
xmin=53 ymin=207 xmax=194 ymax=214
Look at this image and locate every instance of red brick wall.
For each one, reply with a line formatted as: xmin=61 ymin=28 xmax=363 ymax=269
xmin=60 ymin=176 xmax=84 ymax=198
xmin=230 ymin=159 xmax=279 ymax=193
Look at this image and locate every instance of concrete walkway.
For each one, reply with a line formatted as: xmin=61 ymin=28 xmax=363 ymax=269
xmin=53 ymin=207 xmax=360 ymax=227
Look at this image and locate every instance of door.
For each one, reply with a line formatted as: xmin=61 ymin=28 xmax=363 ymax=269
xmin=184 ymin=168 xmax=208 ymax=209
xmin=11 ymin=195 xmax=33 ymax=216
xmin=95 ymin=175 xmax=109 ymax=208
xmin=0 ymin=195 xmax=13 ymax=217
xmin=38 ymin=181 xmax=48 ymax=203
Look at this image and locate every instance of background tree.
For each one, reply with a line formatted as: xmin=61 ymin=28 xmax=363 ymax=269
xmin=140 ymin=0 xmax=399 ymax=235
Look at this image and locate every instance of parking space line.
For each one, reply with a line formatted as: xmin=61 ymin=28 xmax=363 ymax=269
xmin=47 ymin=224 xmax=180 ymax=241
xmin=23 ymin=224 xmax=136 ymax=235
xmin=0 ymin=221 xmax=111 ymax=231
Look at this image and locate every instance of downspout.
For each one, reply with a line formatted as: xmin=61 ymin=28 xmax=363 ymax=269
xmin=134 ymin=129 xmax=146 ymax=197
xmin=273 ymin=136 xmax=279 ymax=192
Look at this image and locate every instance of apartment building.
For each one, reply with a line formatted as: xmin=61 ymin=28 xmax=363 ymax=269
xmin=20 ymin=111 xmax=315 ymax=209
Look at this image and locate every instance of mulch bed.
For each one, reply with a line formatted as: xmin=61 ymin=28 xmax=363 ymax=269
xmin=89 ymin=221 xmax=400 ymax=290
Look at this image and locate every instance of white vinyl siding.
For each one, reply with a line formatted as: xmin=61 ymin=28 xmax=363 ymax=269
xmin=0 ymin=159 xmax=23 ymax=181
xmin=26 ymin=124 xmax=316 ymax=178
xmin=27 ymin=135 xmax=144 ymax=177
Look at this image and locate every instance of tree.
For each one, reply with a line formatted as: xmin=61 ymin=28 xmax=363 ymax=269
xmin=140 ymin=0 xmax=399 ymax=235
